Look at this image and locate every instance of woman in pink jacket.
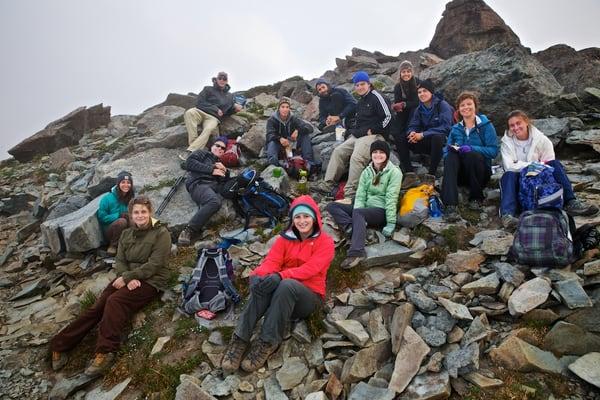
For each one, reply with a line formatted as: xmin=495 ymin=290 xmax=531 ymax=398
xmin=221 ymin=195 xmax=334 ymax=373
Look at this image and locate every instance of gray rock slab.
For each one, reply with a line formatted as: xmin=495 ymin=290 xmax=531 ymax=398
xmin=348 ymin=382 xmax=395 ymax=400
xmin=446 ymin=250 xmax=485 ymax=273
xmin=508 ymin=277 xmax=552 ymax=316
xmin=405 ymin=284 xmax=437 ymax=312
xmin=276 ymin=357 xmax=309 ymax=391
xmin=461 ymin=272 xmax=500 ymax=295
xmin=565 ymin=302 xmax=600 ymax=333
xmin=341 ymin=340 xmax=392 ymax=383
xmin=135 ymin=105 xmax=184 ymax=134
xmin=201 ymin=374 xmax=240 ymax=397
xmin=568 ymin=352 xmax=600 ymax=389
xmin=490 ymin=336 xmax=563 ymax=374
xmin=397 ymin=371 xmax=451 ymax=399
xmin=438 ymin=297 xmax=473 ymax=321
xmin=494 ymin=262 xmax=525 ymax=287
xmin=389 ymin=326 xmax=430 ymax=393
xmin=444 ymin=342 xmax=480 ymax=378
xmin=175 ymin=375 xmax=217 ymax=400
xmin=391 ymin=303 xmax=414 ymax=354
xmin=333 ymin=319 xmax=370 ymax=347
xmin=566 ymin=129 xmax=600 ymax=154
xmin=239 ymin=121 xmax=267 ymax=158
xmin=48 ymin=373 xmax=97 ymax=400
xmin=84 ymin=378 xmax=131 ymax=400
xmin=461 ymin=314 xmax=490 ymax=346
xmin=260 ymin=165 xmax=291 ymax=194
xmin=368 ymin=308 xmax=391 ymax=343
xmin=264 ymin=375 xmax=289 ymax=400
xmin=543 ymin=321 xmax=600 ymax=356
xmin=363 ymin=241 xmax=413 ymax=267
xmin=553 ymin=278 xmax=593 ymax=309
xmin=416 ymin=326 xmax=447 ymax=347
xmin=9 ymin=278 xmax=49 ymax=301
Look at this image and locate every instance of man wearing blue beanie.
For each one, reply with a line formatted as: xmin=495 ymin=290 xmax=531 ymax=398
xmin=315 ymin=71 xmax=392 ymax=201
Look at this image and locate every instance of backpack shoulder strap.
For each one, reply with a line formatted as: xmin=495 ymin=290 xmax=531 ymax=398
xmin=183 ymin=249 xmax=208 ymax=300
xmin=213 ymin=249 xmax=241 ymax=304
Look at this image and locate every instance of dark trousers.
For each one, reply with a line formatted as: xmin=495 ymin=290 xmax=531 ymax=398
xmin=266 ymin=132 xmax=315 ymax=169
xmin=51 ymin=281 xmax=159 ymax=354
xmin=441 ymin=151 xmax=491 ymax=206
xmin=187 ymin=182 xmax=223 ymax=232
xmin=234 ymin=278 xmax=320 ymax=345
xmin=326 ymin=202 xmax=386 ymax=257
xmin=104 ymin=218 xmax=128 ymax=247
xmin=390 ymin=113 xmax=410 ymax=149
xmin=499 ymin=160 xmax=576 ymax=216
xmin=397 ymin=133 xmax=445 ymax=175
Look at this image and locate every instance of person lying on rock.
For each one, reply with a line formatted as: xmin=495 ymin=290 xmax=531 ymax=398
xmin=180 ymin=71 xmax=242 ymax=160
xmin=397 ymin=79 xmax=453 ymax=184
xmin=315 ymin=77 xmax=357 ymax=133
xmin=178 ymin=136 xmax=231 ymax=246
xmin=265 ymin=96 xmax=316 ymax=173
xmin=96 ymin=171 xmax=134 ymax=256
xmin=51 ymin=196 xmax=171 ymax=376
xmin=499 ymin=110 xmax=599 ymax=230
xmin=221 ymin=195 xmax=334 ymax=373
xmin=441 ymin=92 xmax=499 ymax=222
xmin=314 ymin=71 xmax=392 ymax=201
xmin=326 ymin=140 xmax=402 ymax=269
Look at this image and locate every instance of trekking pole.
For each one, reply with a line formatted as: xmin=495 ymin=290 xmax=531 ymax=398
xmin=156 ymin=175 xmax=185 ymax=216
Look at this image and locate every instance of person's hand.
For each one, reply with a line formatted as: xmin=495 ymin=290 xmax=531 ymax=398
xmin=458 ymin=145 xmax=472 ymax=154
xmin=112 ymin=277 xmax=126 ymax=289
xmin=127 ymin=279 xmax=141 ymax=291
xmin=367 ymin=129 xmax=373 ymax=136
xmin=212 ymin=168 xmax=226 ymax=177
xmin=215 ymin=162 xmax=227 ymax=171
xmin=253 ymin=273 xmax=282 ymax=296
xmin=290 ymin=130 xmax=299 ymax=141
xmin=447 ymin=144 xmax=459 ymax=152
xmin=326 ymin=116 xmax=341 ymax=126
xmin=382 ymin=225 xmax=395 ymax=238
xmin=409 ymin=132 xmax=423 ymax=143
xmin=391 ymin=102 xmax=405 ymax=112
xmin=233 ymin=104 xmax=243 ymax=113
xmin=279 ymin=138 xmax=290 ymax=147
xmin=217 ymin=109 xmax=224 ymax=117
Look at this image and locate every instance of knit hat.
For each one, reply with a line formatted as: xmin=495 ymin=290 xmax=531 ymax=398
xmin=315 ymin=78 xmax=330 ymax=89
xmin=117 ymin=171 xmax=133 ymax=185
xmin=352 ymin=71 xmax=370 ymax=84
xmin=214 ymin=136 xmax=228 ymax=147
xmin=370 ymin=140 xmax=390 ymax=160
xmin=216 ymin=71 xmax=228 ymax=80
xmin=278 ymin=97 xmax=291 ymax=108
xmin=418 ymin=79 xmax=435 ymax=94
xmin=399 ymin=60 xmax=413 ymax=72
xmin=292 ymin=204 xmax=316 ymax=220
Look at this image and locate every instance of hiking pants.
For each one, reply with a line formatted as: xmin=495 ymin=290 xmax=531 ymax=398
xmin=234 ymin=278 xmax=321 ymax=345
xmin=266 ymin=132 xmax=315 ymax=169
xmin=441 ymin=151 xmax=490 ymax=206
xmin=187 ymin=182 xmax=222 ymax=232
xmin=104 ymin=218 xmax=129 ymax=247
xmin=50 ymin=281 xmax=159 ymax=354
xmin=499 ymin=160 xmax=575 ymax=216
xmin=324 ymin=134 xmax=383 ymax=198
xmin=184 ymin=108 xmax=220 ymax=152
xmin=397 ymin=133 xmax=445 ymax=175
xmin=326 ymin=202 xmax=386 ymax=257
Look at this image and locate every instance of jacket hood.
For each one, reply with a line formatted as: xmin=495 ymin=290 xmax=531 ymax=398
xmin=211 ymin=79 xmax=231 ymax=93
xmin=281 ymin=195 xmax=323 ymax=240
xmin=132 ymin=217 xmax=162 ymax=232
xmin=271 ymin=111 xmax=293 ymax=126
xmin=457 ymin=114 xmax=491 ymax=130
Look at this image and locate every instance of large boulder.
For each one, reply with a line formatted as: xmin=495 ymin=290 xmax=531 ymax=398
xmin=8 ymin=104 xmax=111 ymax=162
xmin=41 ymin=195 xmax=104 ymax=254
xmin=420 ymin=44 xmax=563 ymax=124
xmin=135 ymin=105 xmax=185 ymax=135
xmin=238 ymin=121 xmax=267 ymax=158
xmin=428 ymin=0 xmax=522 ymax=59
xmin=534 ymin=45 xmax=600 ymax=94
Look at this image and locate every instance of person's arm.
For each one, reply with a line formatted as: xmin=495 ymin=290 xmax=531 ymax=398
xmin=500 ymin=139 xmax=529 ymax=172
xmin=354 ymin=169 xmax=369 ymax=209
xmin=538 ymin=134 xmax=556 ymax=163
xmin=340 ymin=90 xmax=357 ymax=119
xmin=96 ymin=194 xmax=120 ymax=226
xmin=185 ymin=151 xmax=216 ymax=174
xmin=195 ymin=87 xmax=220 ymax=116
xmin=384 ymin=168 xmax=403 ymax=231
xmin=406 ymin=108 xmax=421 ymax=135
xmin=252 ymin=237 xmax=285 ymax=276
xmin=120 ymin=228 xmax=171 ymax=283
xmin=470 ymin=123 xmax=499 ymax=160
xmin=278 ymin=236 xmax=335 ymax=281
xmin=318 ymin=99 xmax=327 ymax=128
xmin=265 ymin=116 xmax=281 ymax=143
xmin=423 ymin=101 xmax=453 ymax=137
xmin=222 ymin=94 xmax=236 ymax=116
xmin=372 ymin=91 xmax=392 ymax=131
xmin=114 ymin=233 xmax=129 ymax=275
xmin=294 ymin=116 xmax=314 ymax=135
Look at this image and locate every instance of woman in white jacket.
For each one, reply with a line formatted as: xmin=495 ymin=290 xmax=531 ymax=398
xmin=499 ymin=110 xmax=598 ymax=229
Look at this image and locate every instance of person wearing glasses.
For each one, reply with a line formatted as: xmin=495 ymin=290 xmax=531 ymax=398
xmin=181 ymin=71 xmax=242 ymax=159
xmin=178 ymin=136 xmax=231 ymax=246
xmin=51 ymin=196 xmax=171 ymax=376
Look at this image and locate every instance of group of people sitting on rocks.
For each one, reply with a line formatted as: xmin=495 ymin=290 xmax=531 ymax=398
xmin=49 ymin=64 xmax=598 ymax=376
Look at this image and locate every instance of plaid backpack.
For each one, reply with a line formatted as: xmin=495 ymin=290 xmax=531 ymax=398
xmin=509 ymin=209 xmax=575 ymax=267
xmin=518 ymin=164 xmax=563 ymax=211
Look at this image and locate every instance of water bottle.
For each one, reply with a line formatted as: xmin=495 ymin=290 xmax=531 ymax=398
xmin=429 ymin=195 xmax=442 ymax=218
xmin=298 ymin=169 xmax=309 ymax=194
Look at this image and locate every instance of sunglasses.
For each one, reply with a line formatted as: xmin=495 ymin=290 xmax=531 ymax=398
xmin=217 ymin=76 xmax=228 ymax=81
xmin=214 ymin=143 xmax=226 ymax=150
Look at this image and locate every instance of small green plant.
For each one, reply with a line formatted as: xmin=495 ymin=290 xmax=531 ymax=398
xmin=246 ymin=102 xmax=265 ymax=115
xmin=235 ymin=111 xmax=257 ymax=121
xmin=411 ymin=224 xmax=433 ymax=241
xmin=306 ymin=306 xmax=325 ymax=338
xmin=371 ymin=80 xmax=386 ymax=91
xmin=421 ymin=246 xmax=448 ymax=265
xmin=216 ymin=326 xmax=234 ymax=343
xmin=80 ymin=290 xmax=97 ymax=312
xmin=174 ymin=317 xmax=203 ymax=339
xmin=141 ymin=178 xmax=178 ymax=193
xmin=326 ymin=247 xmax=365 ymax=294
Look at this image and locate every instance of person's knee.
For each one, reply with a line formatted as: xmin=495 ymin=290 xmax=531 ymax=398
xmin=272 ymin=279 xmax=299 ymax=298
xmin=115 ymin=218 xmax=128 ymax=228
xmin=184 ymin=108 xmax=197 ymax=120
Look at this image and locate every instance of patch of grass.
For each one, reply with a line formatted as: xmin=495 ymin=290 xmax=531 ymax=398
xmin=216 ymin=326 xmax=234 ymax=343
xmin=79 ymin=290 xmax=97 ymax=312
xmin=236 ymin=111 xmax=257 ymax=121
xmin=141 ymin=178 xmax=178 ymax=193
xmin=412 ymin=224 xmax=433 ymax=241
xmin=246 ymin=102 xmax=265 ymax=115
xmin=458 ymin=204 xmax=481 ymax=225
xmin=421 ymin=246 xmax=448 ymax=265
xmin=440 ymin=225 xmax=473 ymax=252
xmin=173 ymin=316 xmax=203 ymax=339
xmin=326 ymin=247 xmax=365 ymax=295
xmin=306 ymin=305 xmax=325 ymax=338
xmin=372 ymin=80 xmax=385 ymax=91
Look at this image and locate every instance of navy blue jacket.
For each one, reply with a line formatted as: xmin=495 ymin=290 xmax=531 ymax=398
xmin=348 ymin=89 xmax=392 ymax=139
xmin=195 ymin=81 xmax=235 ymax=121
xmin=317 ymin=85 xmax=357 ymax=128
xmin=443 ymin=114 xmax=499 ymax=167
xmin=184 ymin=149 xmax=230 ymax=189
xmin=406 ymin=95 xmax=454 ymax=137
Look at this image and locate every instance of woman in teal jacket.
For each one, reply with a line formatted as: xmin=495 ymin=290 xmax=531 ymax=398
xmin=326 ymin=140 xmax=402 ymax=269
xmin=96 ymin=171 xmax=135 ymax=255
xmin=441 ymin=92 xmax=498 ymax=222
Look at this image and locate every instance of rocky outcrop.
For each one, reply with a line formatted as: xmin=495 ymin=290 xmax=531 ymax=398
xmin=8 ymin=104 xmax=110 ymax=162
xmin=534 ymin=44 xmax=600 ymax=94
xmin=429 ymin=0 xmax=522 ymax=59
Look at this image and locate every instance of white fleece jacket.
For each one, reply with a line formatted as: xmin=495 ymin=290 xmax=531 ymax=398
xmin=500 ymin=125 xmax=555 ymax=172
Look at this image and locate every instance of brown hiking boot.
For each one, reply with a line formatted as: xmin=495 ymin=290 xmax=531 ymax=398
xmin=84 ymin=352 xmax=115 ymax=376
xmin=221 ymin=335 xmax=248 ymax=373
xmin=401 ymin=172 xmax=420 ymax=190
xmin=51 ymin=351 xmax=68 ymax=372
xmin=240 ymin=339 xmax=278 ymax=372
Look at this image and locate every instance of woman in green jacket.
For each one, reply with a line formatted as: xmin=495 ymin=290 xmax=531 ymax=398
xmin=51 ymin=196 xmax=172 ymax=376
xmin=96 ymin=171 xmax=135 ymax=255
xmin=326 ymin=140 xmax=403 ymax=269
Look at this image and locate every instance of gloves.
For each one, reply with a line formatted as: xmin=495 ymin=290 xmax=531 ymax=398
xmin=251 ymin=273 xmax=282 ymax=296
xmin=382 ymin=225 xmax=395 ymax=238
xmin=458 ymin=145 xmax=472 ymax=154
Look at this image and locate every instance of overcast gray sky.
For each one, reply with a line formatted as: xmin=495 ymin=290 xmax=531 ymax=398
xmin=1 ymin=0 xmax=599 ymax=159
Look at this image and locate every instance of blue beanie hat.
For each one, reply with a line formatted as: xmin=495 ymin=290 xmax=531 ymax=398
xmin=292 ymin=204 xmax=316 ymax=220
xmin=214 ymin=136 xmax=228 ymax=146
xmin=352 ymin=71 xmax=370 ymax=84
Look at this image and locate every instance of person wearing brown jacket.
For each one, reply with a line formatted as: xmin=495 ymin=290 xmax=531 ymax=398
xmin=50 ymin=196 xmax=171 ymax=376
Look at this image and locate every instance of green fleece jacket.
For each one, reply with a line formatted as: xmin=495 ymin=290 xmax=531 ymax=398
xmin=115 ymin=219 xmax=171 ymax=291
xmin=354 ymin=161 xmax=403 ymax=232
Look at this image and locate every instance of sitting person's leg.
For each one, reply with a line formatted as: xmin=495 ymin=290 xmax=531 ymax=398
xmin=499 ymin=171 xmax=520 ymax=230
xmin=425 ymin=134 xmax=446 ymax=176
xmin=180 ymin=184 xmax=222 ymax=245
xmin=319 ymin=136 xmax=356 ymax=189
xmin=297 ymin=131 xmax=317 ymax=171
xmin=345 ymin=135 xmax=382 ymax=198
xmin=342 ymin=207 xmax=386 ymax=269
xmin=441 ymin=151 xmax=461 ymax=207
xmin=266 ymin=141 xmax=282 ymax=167
xmin=547 ymin=160 xmax=598 ymax=216
xmin=396 ymin=132 xmax=414 ymax=173
xmin=462 ymin=151 xmax=489 ymax=203
xmin=325 ymin=202 xmax=354 ymax=235
xmin=104 ymin=217 xmax=128 ymax=254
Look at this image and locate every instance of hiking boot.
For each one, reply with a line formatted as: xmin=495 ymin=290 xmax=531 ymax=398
xmin=343 ymin=225 xmax=353 ymax=240
xmin=221 ymin=335 xmax=248 ymax=373
xmin=106 ymin=245 xmax=117 ymax=256
xmin=421 ymin=174 xmax=436 ymax=187
xmin=84 ymin=352 xmax=115 ymax=376
xmin=340 ymin=256 xmax=365 ymax=270
xmin=51 ymin=351 xmax=68 ymax=372
xmin=177 ymin=227 xmax=192 ymax=246
xmin=314 ymin=180 xmax=335 ymax=196
xmin=468 ymin=200 xmax=483 ymax=211
xmin=443 ymin=206 xmax=461 ymax=222
xmin=240 ymin=339 xmax=278 ymax=372
xmin=565 ymin=199 xmax=599 ymax=217
xmin=501 ymin=214 xmax=519 ymax=231
xmin=401 ymin=172 xmax=420 ymax=190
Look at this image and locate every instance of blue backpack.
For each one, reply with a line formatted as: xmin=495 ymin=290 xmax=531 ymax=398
xmin=518 ymin=165 xmax=563 ymax=211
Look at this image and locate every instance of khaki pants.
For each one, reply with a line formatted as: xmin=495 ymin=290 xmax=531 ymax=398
xmin=324 ymin=134 xmax=383 ymax=197
xmin=184 ymin=108 xmax=220 ymax=152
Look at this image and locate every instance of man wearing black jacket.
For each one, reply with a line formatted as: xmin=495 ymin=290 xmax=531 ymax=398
xmin=315 ymin=78 xmax=357 ymax=132
xmin=178 ymin=136 xmax=230 ymax=246
xmin=315 ymin=71 xmax=392 ymax=199
xmin=183 ymin=72 xmax=242 ymax=157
